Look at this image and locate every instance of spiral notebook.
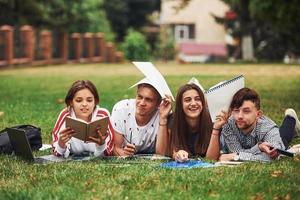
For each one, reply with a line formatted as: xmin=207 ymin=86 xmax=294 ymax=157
xmin=205 ymin=75 xmax=245 ymax=122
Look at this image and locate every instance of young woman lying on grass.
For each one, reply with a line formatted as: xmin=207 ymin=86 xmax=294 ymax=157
xmin=51 ymin=80 xmax=114 ymax=158
xmin=156 ymin=84 xmax=226 ymax=162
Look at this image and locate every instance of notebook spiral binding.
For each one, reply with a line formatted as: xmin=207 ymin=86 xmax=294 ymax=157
xmin=205 ymin=75 xmax=244 ymax=94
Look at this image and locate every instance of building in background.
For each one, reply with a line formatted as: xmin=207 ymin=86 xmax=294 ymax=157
xmin=159 ymin=0 xmax=229 ymax=62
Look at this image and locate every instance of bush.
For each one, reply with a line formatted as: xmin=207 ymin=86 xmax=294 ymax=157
xmin=121 ymin=30 xmax=151 ymax=61
xmin=154 ymin=28 xmax=176 ymax=61
xmin=154 ymin=37 xmax=176 ymax=61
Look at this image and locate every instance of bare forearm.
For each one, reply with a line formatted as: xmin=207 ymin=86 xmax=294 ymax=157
xmin=206 ymin=129 xmax=221 ymax=161
xmin=155 ymin=123 xmax=169 ymax=155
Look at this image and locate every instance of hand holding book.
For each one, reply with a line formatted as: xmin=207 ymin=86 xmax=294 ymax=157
xmin=65 ymin=116 xmax=109 ymax=143
xmin=58 ymin=127 xmax=75 ymax=148
xmin=88 ymin=128 xmax=108 ymax=145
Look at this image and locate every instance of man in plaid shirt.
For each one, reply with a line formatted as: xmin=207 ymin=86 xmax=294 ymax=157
xmin=218 ymin=88 xmax=299 ymax=162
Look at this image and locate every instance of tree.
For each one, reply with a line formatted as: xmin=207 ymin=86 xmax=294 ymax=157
xmin=218 ymin=0 xmax=300 ymax=60
xmin=0 ymin=0 xmax=45 ymax=26
xmin=0 ymin=0 xmax=115 ymax=40
xmin=178 ymin=0 xmax=300 ymax=61
xmin=103 ymin=0 xmax=160 ymax=41
xmin=249 ymin=0 xmax=300 ymax=58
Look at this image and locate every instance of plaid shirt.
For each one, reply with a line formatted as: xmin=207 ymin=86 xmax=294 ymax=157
xmin=221 ymin=115 xmax=285 ymax=162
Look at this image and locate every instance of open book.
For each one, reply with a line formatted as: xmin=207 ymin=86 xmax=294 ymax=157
xmin=205 ymin=75 xmax=245 ymax=122
xmin=65 ymin=116 xmax=109 ymax=142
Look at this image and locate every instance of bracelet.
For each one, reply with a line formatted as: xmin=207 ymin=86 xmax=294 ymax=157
xmin=213 ymin=128 xmax=220 ymax=131
xmin=212 ymin=132 xmax=220 ymax=136
xmin=159 ymin=122 xmax=167 ymax=126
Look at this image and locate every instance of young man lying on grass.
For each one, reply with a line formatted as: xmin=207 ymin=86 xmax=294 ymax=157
xmin=214 ymin=88 xmax=300 ymax=162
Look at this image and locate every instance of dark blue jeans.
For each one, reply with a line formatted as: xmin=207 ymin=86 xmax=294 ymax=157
xmin=280 ymin=116 xmax=295 ymax=149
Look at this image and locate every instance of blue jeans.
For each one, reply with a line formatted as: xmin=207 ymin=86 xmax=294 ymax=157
xmin=280 ymin=116 xmax=296 ymax=149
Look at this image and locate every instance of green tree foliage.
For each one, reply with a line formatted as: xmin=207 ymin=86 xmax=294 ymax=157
xmin=121 ymin=29 xmax=150 ymax=61
xmin=221 ymin=0 xmax=300 ymax=60
xmin=179 ymin=0 xmax=300 ymax=60
xmin=0 ymin=0 xmax=44 ymax=25
xmin=154 ymin=31 xmax=176 ymax=61
xmin=103 ymin=0 xmax=160 ymax=41
xmin=0 ymin=0 xmax=115 ymax=40
xmin=249 ymin=0 xmax=300 ymax=57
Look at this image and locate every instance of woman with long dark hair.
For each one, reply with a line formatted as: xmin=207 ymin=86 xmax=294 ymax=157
xmin=156 ymin=83 xmax=226 ymax=162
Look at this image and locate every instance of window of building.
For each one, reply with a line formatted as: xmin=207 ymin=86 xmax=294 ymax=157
xmin=172 ymin=24 xmax=195 ymax=42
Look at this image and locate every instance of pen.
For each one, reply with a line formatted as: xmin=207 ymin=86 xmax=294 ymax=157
xmin=130 ymin=131 xmax=132 ymax=143
xmin=123 ymin=135 xmax=130 ymax=143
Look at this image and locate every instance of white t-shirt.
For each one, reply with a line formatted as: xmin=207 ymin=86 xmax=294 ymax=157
xmin=111 ymin=99 xmax=159 ymax=154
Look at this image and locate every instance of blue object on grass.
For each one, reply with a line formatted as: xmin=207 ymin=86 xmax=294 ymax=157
xmin=160 ymin=160 xmax=215 ymax=169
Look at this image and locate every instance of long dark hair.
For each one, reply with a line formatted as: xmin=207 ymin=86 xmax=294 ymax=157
xmin=65 ymin=80 xmax=99 ymax=107
xmin=169 ymin=84 xmax=213 ymax=157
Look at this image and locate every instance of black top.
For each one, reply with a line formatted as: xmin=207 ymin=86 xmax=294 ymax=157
xmin=186 ymin=130 xmax=198 ymax=156
xmin=169 ymin=114 xmax=200 ymax=156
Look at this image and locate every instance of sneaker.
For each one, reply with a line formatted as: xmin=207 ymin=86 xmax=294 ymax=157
xmin=285 ymin=108 xmax=300 ymax=137
xmin=288 ymin=144 xmax=300 ymax=155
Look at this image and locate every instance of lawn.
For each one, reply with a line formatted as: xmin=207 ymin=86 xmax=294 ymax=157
xmin=0 ymin=62 xmax=300 ymax=199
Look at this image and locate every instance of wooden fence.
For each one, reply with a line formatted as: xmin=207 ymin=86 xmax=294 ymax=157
xmin=0 ymin=25 xmax=124 ymax=67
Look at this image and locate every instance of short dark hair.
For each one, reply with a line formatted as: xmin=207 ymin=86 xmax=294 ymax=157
xmin=230 ymin=87 xmax=260 ymax=110
xmin=137 ymin=83 xmax=162 ymax=103
xmin=65 ymin=80 xmax=99 ymax=106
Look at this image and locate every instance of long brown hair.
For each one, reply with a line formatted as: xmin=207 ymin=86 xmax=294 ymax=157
xmin=65 ymin=80 xmax=100 ymax=107
xmin=169 ymin=84 xmax=213 ymax=157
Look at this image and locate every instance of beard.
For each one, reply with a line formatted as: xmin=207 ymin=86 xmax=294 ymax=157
xmin=235 ymin=120 xmax=256 ymax=133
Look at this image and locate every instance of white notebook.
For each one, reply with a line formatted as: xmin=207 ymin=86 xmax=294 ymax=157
xmin=205 ymin=75 xmax=245 ymax=122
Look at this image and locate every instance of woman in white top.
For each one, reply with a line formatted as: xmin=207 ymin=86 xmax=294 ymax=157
xmin=51 ymin=80 xmax=114 ymax=158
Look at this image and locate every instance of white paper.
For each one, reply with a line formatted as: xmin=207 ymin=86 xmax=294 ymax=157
xmin=39 ymin=144 xmax=52 ymax=151
xmin=131 ymin=62 xmax=174 ymax=101
xmin=188 ymin=77 xmax=205 ymax=92
xmin=205 ymin=75 xmax=244 ymax=122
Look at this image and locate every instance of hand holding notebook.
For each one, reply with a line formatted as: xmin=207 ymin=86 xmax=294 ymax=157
xmin=205 ymin=75 xmax=245 ymax=122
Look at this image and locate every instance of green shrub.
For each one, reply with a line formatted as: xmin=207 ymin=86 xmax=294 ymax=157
xmin=121 ymin=29 xmax=151 ymax=61
xmin=154 ymin=29 xmax=176 ymax=61
xmin=155 ymin=37 xmax=176 ymax=61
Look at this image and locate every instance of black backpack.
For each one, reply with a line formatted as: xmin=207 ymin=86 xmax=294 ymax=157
xmin=0 ymin=124 xmax=43 ymax=154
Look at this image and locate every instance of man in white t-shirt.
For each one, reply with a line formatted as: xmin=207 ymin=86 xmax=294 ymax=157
xmin=111 ymin=82 xmax=167 ymax=156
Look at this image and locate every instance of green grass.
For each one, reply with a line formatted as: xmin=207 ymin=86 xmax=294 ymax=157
xmin=0 ymin=62 xmax=300 ymax=199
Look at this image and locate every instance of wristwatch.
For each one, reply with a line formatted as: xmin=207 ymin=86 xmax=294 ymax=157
xmin=233 ymin=153 xmax=240 ymax=161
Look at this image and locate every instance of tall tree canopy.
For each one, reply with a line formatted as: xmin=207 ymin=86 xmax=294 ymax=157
xmin=221 ymin=0 xmax=300 ymax=60
xmin=103 ymin=0 xmax=160 ymax=41
xmin=0 ymin=0 xmax=114 ymax=40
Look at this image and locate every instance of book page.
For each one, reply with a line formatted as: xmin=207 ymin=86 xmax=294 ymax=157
xmin=87 ymin=116 xmax=109 ymax=138
xmin=65 ymin=116 xmax=88 ymax=141
xmin=205 ymin=75 xmax=244 ymax=122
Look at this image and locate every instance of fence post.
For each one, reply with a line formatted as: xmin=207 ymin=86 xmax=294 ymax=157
xmin=83 ymin=32 xmax=93 ymax=61
xmin=95 ymin=32 xmax=106 ymax=62
xmin=20 ymin=25 xmax=34 ymax=63
xmin=40 ymin=30 xmax=52 ymax=64
xmin=106 ymin=42 xmax=115 ymax=63
xmin=59 ymin=32 xmax=68 ymax=62
xmin=0 ymin=25 xmax=13 ymax=65
xmin=115 ymin=51 xmax=124 ymax=62
xmin=71 ymin=33 xmax=81 ymax=62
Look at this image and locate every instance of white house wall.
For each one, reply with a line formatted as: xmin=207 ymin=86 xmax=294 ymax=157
xmin=160 ymin=0 xmax=229 ymax=44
